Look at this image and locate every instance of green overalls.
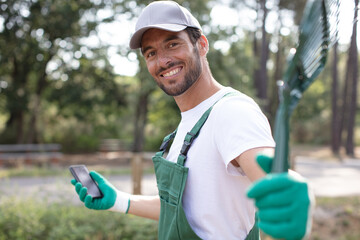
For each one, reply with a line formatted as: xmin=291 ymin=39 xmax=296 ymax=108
xmin=152 ymin=92 xmax=260 ymax=240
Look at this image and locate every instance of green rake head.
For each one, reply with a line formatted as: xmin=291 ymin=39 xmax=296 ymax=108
xmin=272 ymin=0 xmax=340 ymax=173
xmin=284 ymin=0 xmax=340 ymax=112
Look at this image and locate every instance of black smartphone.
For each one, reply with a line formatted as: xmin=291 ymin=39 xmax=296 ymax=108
xmin=69 ymin=165 xmax=103 ymax=199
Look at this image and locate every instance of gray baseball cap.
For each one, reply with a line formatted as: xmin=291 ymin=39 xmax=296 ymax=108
xmin=129 ymin=1 xmax=202 ymax=49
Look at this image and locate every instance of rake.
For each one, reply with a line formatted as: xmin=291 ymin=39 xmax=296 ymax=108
xmin=272 ymin=0 xmax=340 ymax=173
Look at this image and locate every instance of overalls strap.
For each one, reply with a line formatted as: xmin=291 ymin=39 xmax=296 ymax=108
xmin=177 ymin=91 xmax=239 ymax=166
xmin=155 ymin=129 xmax=177 ymax=157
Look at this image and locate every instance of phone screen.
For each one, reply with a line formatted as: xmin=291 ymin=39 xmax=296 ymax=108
xmin=69 ymin=165 xmax=103 ymax=199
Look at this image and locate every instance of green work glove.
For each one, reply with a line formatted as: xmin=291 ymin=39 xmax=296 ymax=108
xmin=71 ymin=171 xmax=130 ymax=213
xmin=247 ymin=154 xmax=314 ymax=240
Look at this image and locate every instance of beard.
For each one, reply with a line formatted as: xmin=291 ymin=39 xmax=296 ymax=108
xmin=155 ymin=47 xmax=202 ymax=97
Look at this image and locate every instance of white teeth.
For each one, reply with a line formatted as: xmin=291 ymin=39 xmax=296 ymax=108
xmin=163 ymin=68 xmax=180 ymax=77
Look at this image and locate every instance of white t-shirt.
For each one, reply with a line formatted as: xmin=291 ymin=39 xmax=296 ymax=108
xmin=166 ymin=87 xmax=275 ymax=240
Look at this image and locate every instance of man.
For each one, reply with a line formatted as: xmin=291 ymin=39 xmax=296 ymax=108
xmin=72 ymin=1 xmax=313 ymax=239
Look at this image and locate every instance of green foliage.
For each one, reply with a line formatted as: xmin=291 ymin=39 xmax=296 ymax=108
xmin=145 ymin=90 xmax=180 ymax=151
xmin=42 ymin=58 xmax=129 ymax=152
xmin=0 ymin=197 xmax=158 ymax=240
xmin=0 ymin=0 xmax=127 ymax=146
xmin=207 ymin=30 xmax=257 ymax=97
xmin=290 ymin=79 xmax=331 ymax=144
xmin=278 ymin=0 xmax=307 ymax=25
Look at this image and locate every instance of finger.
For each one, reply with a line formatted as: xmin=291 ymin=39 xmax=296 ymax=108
xmin=258 ymin=221 xmax=301 ymax=240
xmin=247 ymin=173 xmax=292 ymax=198
xmin=89 ymin=171 xmax=105 ymax=184
xmin=85 ymin=195 xmax=94 ymax=209
xmin=79 ymin=187 xmax=88 ymax=202
xmin=258 ymin=221 xmax=288 ymax=239
xmin=254 ymin=186 xmax=298 ymax=209
xmin=256 ymin=154 xmax=273 ymax=174
xmin=257 ymin=205 xmax=295 ymax=222
xmin=75 ymin=182 xmax=83 ymax=194
xmin=71 ymin=179 xmax=77 ymax=186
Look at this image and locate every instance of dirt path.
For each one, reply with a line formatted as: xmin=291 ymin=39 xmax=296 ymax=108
xmin=295 ymin=157 xmax=360 ymax=197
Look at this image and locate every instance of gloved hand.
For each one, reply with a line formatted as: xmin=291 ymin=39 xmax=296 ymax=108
xmin=71 ymin=171 xmax=130 ymax=213
xmin=247 ymin=154 xmax=314 ymax=240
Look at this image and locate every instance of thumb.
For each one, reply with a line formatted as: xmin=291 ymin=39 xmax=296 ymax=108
xmin=71 ymin=179 xmax=77 ymax=186
xmin=256 ymin=154 xmax=273 ymax=174
xmin=89 ymin=171 xmax=106 ymax=184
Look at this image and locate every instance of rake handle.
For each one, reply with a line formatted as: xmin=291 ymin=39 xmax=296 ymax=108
xmin=272 ymin=80 xmax=291 ymax=173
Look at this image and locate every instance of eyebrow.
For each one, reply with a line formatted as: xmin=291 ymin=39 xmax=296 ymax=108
xmin=141 ymin=45 xmax=152 ymax=56
xmin=141 ymin=34 xmax=183 ymax=56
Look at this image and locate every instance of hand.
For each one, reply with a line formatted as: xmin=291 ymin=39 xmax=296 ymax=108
xmin=247 ymin=154 xmax=313 ymax=240
xmin=71 ymin=171 xmax=130 ymax=213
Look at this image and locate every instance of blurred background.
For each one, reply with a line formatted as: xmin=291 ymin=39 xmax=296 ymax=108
xmin=0 ymin=0 xmax=359 ymax=239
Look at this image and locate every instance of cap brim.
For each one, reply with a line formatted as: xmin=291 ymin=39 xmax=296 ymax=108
xmin=129 ymin=24 xmax=187 ymax=49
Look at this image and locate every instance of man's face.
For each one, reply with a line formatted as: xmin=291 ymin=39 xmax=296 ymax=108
xmin=141 ymin=29 xmax=202 ymax=96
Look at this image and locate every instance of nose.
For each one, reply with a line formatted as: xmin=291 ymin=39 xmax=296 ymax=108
xmin=157 ymin=49 xmax=172 ymax=68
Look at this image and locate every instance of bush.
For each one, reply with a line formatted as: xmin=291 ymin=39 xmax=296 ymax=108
xmin=0 ymin=197 xmax=158 ymax=240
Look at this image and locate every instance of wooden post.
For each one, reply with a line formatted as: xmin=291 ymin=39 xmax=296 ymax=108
xmin=131 ymin=153 xmax=143 ymax=194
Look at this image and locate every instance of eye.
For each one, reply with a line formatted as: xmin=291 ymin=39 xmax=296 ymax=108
xmin=169 ymin=42 xmax=178 ymax=48
xmin=147 ymin=51 xmax=156 ymax=58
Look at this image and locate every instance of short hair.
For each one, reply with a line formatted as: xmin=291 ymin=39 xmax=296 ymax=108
xmin=185 ymin=27 xmax=202 ymax=45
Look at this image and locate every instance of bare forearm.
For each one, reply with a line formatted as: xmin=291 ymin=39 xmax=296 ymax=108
xmin=235 ymin=147 xmax=274 ymax=182
xmin=127 ymin=195 xmax=160 ymax=220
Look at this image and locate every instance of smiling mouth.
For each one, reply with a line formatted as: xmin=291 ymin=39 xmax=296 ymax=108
xmin=160 ymin=67 xmax=182 ymax=77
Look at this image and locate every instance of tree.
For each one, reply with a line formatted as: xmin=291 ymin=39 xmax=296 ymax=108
xmin=241 ymin=0 xmax=269 ymax=104
xmin=0 ymin=0 xmax=115 ymax=144
xmin=331 ymin=41 xmax=341 ymax=155
xmin=132 ymin=53 xmax=156 ymax=153
xmin=257 ymin=0 xmax=269 ymax=101
xmin=335 ymin=1 xmax=359 ymax=157
xmin=345 ymin=0 xmax=359 ymax=156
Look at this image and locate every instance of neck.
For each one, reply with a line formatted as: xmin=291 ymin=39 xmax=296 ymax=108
xmin=174 ymin=67 xmax=223 ymax=112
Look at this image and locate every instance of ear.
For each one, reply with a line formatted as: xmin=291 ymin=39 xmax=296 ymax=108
xmin=198 ymin=35 xmax=209 ymax=56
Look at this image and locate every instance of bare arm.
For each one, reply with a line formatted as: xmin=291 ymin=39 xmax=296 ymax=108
xmin=232 ymin=147 xmax=274 ymax=182
xmin=127 ymin=195 xmax=160 ymax=220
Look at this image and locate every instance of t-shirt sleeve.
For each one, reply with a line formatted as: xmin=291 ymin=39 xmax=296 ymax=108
xmin=211 ymin=95 xmax=275 ymax=176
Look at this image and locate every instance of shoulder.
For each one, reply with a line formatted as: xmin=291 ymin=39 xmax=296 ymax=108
xmin=212 ymin=91 xmax=265 ymax=120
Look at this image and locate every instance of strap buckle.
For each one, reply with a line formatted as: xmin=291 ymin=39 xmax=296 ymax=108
xmin=180 ymin=141 xmax=191 ymax=156
xmin=180 ymin=132 xmax=196 ymax=156
xmin=159 ymin=141 xmax=169 ymax=152
xmin=159 ymin=130 xmax=177 ymax=152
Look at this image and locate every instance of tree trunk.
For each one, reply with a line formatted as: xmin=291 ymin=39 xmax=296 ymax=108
xmin=131 ymin=53 xmax=156 ymax=194
xmin=26 ymin=59 xmax=51 ymax=144
xmin=253 ymin=31 xmax=260 ymax=98
xmin=2 ymin=57 xmax=29 ymax=143
xmin=345 ymin=0 xmax=358 ymax=156
xmin=339 ymin=37 xmax=353 ymax=152
xmin=258 ymin=0 xmax=269 ymax=101
xmin=132 ymin=90 xmax=151 ymax=153
xmin=131 ymin=86 xmax=151 ymax=195
xmin=331 ymin=41 xmax=341 ymax=155
xmin=267 ymin=14 xmax=283 ymax=125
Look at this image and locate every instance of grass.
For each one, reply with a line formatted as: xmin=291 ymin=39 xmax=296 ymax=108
xmin=311 ymin=196 xmax=360 ymax=240
xmin=0 ymin=196 xmax=158 ymax=240
xmin=1 ymin=195 xmax=359 ymax=240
